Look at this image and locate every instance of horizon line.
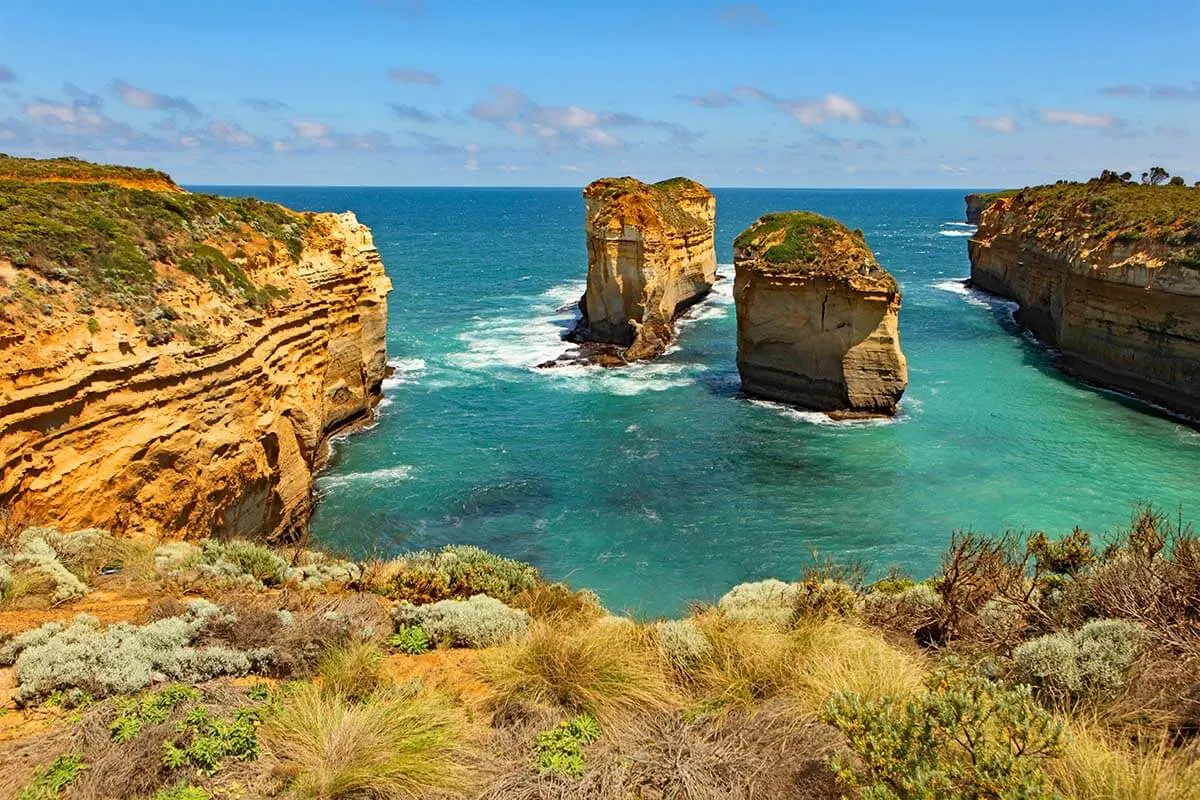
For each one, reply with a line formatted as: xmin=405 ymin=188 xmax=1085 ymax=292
xmin=184 ymin=183 xmax=999 ymax=192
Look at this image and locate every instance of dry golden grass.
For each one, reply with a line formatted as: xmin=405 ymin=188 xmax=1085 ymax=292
xmin=1051 ymin=723 xmax=1200 ymax=800
xmin=263 ymin=683 xmax=467 ymax=800
xmin=318 ymin=640 xmax=390 ymax=703
xmin=479 ymin=619 xmax=679 ymax=725
xmin=511 ymin=582 xmax=606 ymax=625
xmin=685 ymin=613 xmax=924 ymax=715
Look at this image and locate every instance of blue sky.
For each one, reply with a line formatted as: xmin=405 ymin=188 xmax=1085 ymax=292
xmin=0 ymin=0 xmax=1197 ymax=186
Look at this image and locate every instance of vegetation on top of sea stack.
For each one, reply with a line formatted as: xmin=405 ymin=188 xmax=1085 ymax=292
xmin=582 ymin=175 xmax=712 ymax=229
xmin=0 ymin=155 xmax=311 ymax=322
xmin=734 ymin=211 xmax=895 ymax=288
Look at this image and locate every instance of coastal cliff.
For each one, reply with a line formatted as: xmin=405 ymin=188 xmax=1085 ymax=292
xmin=968 ymin=181 xmax=1200 ymax=419
xmin=0 ymin=156 xmax=391 ymax=540
xmin=567 ymin=176 xmax=716 ymax=364
xmin=965 ymin=193 xmax=990 ymax=225
xmin=734 ymin=212 xmax=907 ymax=417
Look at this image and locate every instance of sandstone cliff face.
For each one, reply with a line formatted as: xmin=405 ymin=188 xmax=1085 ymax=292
xmin=0 ymin=160 xmax=391 ymax=540
xmin=968 ymin=182 xmax=1200 ymax=419
xmin=569 ymin=177 xmax=716 ymax=363
xmin=734 ymin=212 xmax=907 ymax=417
xmin=965 ymin=193 xmax=989 ymax=225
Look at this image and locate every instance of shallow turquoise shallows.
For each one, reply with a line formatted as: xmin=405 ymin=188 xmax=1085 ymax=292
xmin=199 ymin=186 xmax=1200 ymax=618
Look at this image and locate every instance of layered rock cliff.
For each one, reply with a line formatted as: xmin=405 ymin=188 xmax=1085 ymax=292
xmin=965 ymin=193 xmax=989 ymax=225
xmin=567 ymin=177 xmax=716 ymax=363
xmin=0 ymin=157 xmax=391 ymax=540
xmin=734 ymin=212 xmax=907 ymax=417
xmin=968 ymin=181 xmax=1200 ymax=418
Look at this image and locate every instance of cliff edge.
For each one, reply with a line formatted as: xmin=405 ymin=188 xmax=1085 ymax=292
xmin=968 ymin=181 xmax=1200 ymax=419
xmin=566 ymin=176 xmax=716 ymax=364
xmin=0 ymin=156 xmax=391 ymax=540
xmin=734 ymin=212 xmax=907 ymax=417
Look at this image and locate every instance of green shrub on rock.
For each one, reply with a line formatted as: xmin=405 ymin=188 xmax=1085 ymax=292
xmin=388 ymin=625 xmax=431 ymax=655
xmin=392 ymin=594 xmax=530 ymax=648
xmin=533 ymin=713 xmax=602 ymax=777
xmin=822 ymin=668 xmax=1063 ymax=800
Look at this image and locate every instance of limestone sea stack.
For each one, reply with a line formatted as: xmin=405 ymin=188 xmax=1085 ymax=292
xmin=969 ymin=180 xmax=1200 ymax=419
xmin=567 ymin=177 xmax=716 ymax=363
xmin=0 ymin=156 xmax=391 ymax=540
xmin=734 ymin=212 xmax=908 ymax=417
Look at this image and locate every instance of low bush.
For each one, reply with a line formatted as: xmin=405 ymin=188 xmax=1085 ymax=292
xmin=533 ymin=713 xmax=601 ymax=777
xmin=716 ymin=579 xmax=801 ymax=626
xmin=372 ymin=545 xmax=539 ymax=604
xmin=152 ymin=784 xmax=212 ymax=800
xmin=1012 ymin=619 xmax=1145 ymax=705
xmin=655 ymin=618 xmax=712 ymax=673
xmin=160 ymin=704 xmax=263 ymax=776
xmin=391 ymin=594 xmax=530 ymax=648
xmin=8 ymin=530 xmax=88 ymax=604
xmin=511 ymin=582 xmax=606 ymax=624
xmin=262 ymin=682 xmax=464 ymax=799
xmin=823 ymin=668 xmax=1064 ymax=800
xmin=0 ymin=602 xmax=268 ymax=704
xmin=480 ymin=620 xmax=676 ymax=725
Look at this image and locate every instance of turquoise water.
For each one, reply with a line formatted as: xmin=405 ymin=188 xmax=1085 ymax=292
xmin=203 ymin=187 xmax=1200 ymax=617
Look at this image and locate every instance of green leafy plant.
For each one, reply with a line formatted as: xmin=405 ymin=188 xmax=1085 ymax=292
xmin=152 ymin=784 xmax=211 ymax=800
xmin=822 ymin=668 xmax=1063 ymax=800
xmin=109 ymin=684 xmax=201 ymax=742
xmin=17 ymin=753 xmax=86 ymax=800
xmin=388 ymin=625 xmax=431 ymax=655
xmin=161 ymin=704 xmax=262 ymax=776
xmin=533 ymin=714 xmax=602 ymax=777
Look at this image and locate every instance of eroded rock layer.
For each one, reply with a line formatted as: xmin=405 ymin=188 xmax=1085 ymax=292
xmin=568 ymin=177 xmax=716 ymax=363
xmin=734 ymin=212 xmax=907 ymax=417
xmin=0 ymin=157 xmax=391 ymax=540
xmin=968 ymin=182 xmax=1200 ymax=419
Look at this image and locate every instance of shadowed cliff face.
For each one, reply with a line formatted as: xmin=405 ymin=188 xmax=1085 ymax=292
xmin=0 ymin=158 xmax=391 ymax=540
xmin=968 ymin=183 xmax=1200 ymax=420
xmin=568 ymin=177 xmax=716 ymax=364
xmin=734 ymin=212 xmax=907 ymax=417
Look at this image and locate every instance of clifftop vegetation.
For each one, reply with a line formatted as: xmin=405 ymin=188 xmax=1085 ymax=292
xmin=2 ymin=505 xmax=1197 ymax=799
xmin=0 ymin=155 xmax=316 ymax=345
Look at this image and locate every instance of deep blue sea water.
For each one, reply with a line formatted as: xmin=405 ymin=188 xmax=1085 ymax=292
xmin=198 ymin=186 xmax=1200 ymax=618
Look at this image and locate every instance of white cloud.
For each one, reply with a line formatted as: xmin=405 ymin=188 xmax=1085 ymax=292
xmin=291 ymin=119 xmax=332 ymax=139
xmin=111 ymin=80 xmax=200 ymax=116
xmin=24 ymin=102 xmax=105 ymax=130
xmin=968 ymin=115 xmax=1019 ymax=133
xmin=208 ymin=120 xmax=256 ymax=146
xmin=1038 ymin=109 xmax=1120 ymax=129
xmin=737 ymin=87 xmax=909 ymax=127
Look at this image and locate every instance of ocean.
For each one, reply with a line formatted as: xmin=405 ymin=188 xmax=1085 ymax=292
xmin=200 ymin=186 xmax=1200 ymax=618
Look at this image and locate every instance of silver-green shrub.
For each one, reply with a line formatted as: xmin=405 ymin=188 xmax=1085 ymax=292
xmin=12 ymin=532 xmax=88 ymax=604
xmin=391 ymin=594 xmax=529 ymax=648
xmin=717 ymin=579 xmax=801 ymax=626
xmin=1012 ymin=618 xmax=1145 ymax=703
xmin=655 ymin=618 xmax=711 ymax=670
xmin=0 ymin=562 xmax=11 ymax=599
xmin=0 ymin=600 xmax=262 ymax=704
xmin=287 ymin=550 xmax=362 ymax=589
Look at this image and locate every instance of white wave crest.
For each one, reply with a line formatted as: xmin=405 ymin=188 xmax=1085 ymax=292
xmin=748 ymin=399 xmax=907 ymax=427
xmin=937 ymin=229 xmax=975 ymax=237
xmin=943 ymin=221 xmax=976 ymax=228
xmin=931 ymin=279 xmax=992 ymax=308
xmin=382 ymin=357 xmax=428 ymax=390
xmin=316 ymin=464 xmax=414 ymax=490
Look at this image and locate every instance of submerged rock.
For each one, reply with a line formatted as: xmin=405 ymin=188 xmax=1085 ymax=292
xmin=561 ymin=176 xmax=716 ymax=365
xmin=733 ymin=212 xmax=908 ymax=417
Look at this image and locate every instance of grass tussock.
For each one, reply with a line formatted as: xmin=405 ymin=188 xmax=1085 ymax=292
xmin=318 ymin=641 xmax=390 ymax=703
xmin=1052 ymin=723 xmax=1200 ymax=800
xmin=262 ymin=683 xmax=466 ymax=800
xmin=480 ymin=620 xmax=678 ymax=725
